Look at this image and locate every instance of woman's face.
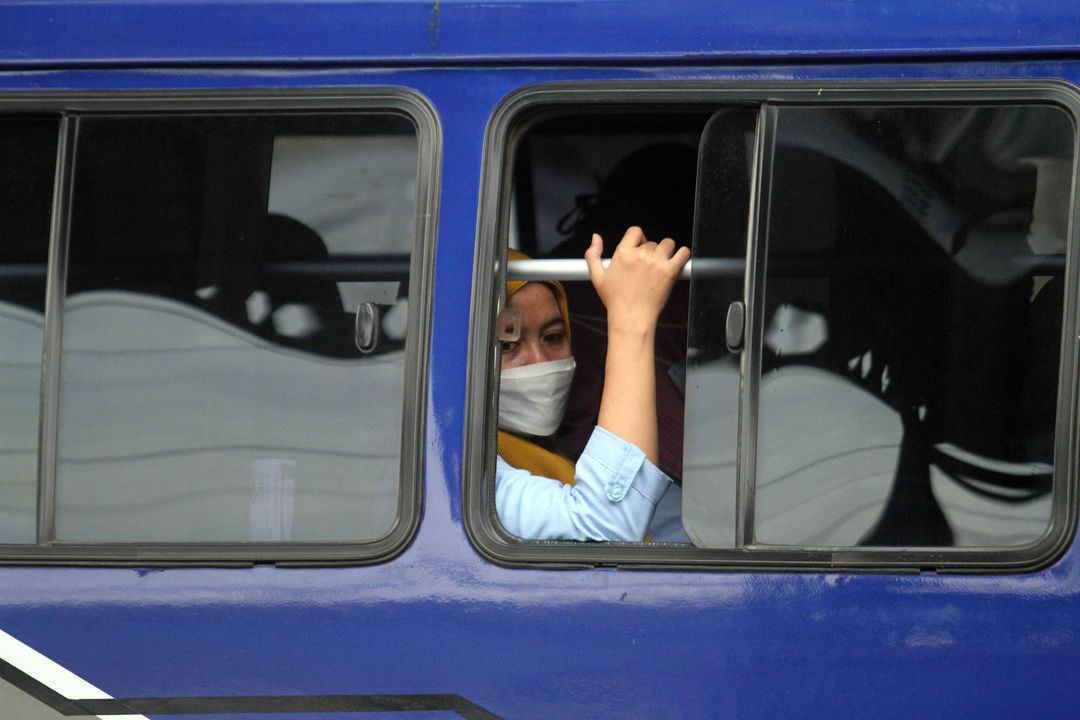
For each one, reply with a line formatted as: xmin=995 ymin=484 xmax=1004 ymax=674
xmin=500 ymin=282 xmax=571 ymax=370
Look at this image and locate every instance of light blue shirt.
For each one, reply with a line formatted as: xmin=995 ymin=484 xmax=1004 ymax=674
xmin=495 ymin=425 xmax=673 ymax=541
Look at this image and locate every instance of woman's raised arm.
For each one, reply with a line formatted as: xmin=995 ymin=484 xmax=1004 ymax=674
xmin=584 ymin=226 xmax=690 ymax=465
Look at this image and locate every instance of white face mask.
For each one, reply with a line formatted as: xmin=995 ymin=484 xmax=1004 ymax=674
xmin=498 ymin=357 xmax=576 ymax=437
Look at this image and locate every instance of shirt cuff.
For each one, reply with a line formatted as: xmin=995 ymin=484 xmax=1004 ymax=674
xmin=584 ymin=426 xmax=672 ymax=506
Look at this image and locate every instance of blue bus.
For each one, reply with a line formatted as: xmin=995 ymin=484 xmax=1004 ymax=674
xmin=0 ymin=1 xmax=1078 ymax=717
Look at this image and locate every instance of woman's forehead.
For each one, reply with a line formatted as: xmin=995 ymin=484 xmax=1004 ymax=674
xmin=507 ymin=282 xmax=560 ymax=317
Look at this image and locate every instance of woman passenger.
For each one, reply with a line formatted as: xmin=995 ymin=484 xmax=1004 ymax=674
xmin=495 ymin=227 xmax=689 ymax=541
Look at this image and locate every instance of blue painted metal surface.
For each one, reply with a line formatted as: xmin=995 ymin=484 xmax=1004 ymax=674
xmin=0 ymin=2 xmax=1078 ymax=717
xmin=0 ymin=1 xmax=1079 ymax=67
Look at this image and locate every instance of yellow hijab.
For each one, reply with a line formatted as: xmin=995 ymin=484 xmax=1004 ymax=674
xmin=497 ymin=250 xmax=576 ymax=486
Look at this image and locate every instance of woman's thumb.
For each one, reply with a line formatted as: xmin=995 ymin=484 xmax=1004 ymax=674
xmin=584 ymin=233 xmax=604 ymax=283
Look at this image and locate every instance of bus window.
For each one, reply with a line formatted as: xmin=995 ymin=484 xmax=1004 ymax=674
xmin=467 ymin=84 xmax=1079 ymax=571
xmin=680 ymin=108 xmax=758 ymax=548
xmin=0 ymin=91 xmax=438 ymax=564
xmin=688 ymin=102 xmax=1074 ymax=552
xmin=0 ymin=116 xmax=58 ymax=543
xmin=769 ymin=104 xmax=1064 ymax=548
xmin=54 ymin=113 xmax=417 ymax=544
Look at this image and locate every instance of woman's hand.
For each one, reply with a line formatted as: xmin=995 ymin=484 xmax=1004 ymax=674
xmin=585 ymin=226 xmax=689 ymax=465
xmin=584 ymin=226 xmax=690 ymax=335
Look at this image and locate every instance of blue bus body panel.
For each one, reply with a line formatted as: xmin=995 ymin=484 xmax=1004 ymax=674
xmin=0 ymin=1 xmax=1080 ymax=66
xmin=0 ymin=3 xmax=1079 ymax=717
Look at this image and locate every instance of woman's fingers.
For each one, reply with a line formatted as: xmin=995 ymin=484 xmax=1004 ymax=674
xmin=615 ymin=225 xmax=646 ymax=253
xmin=657 ymin=236 xmax=676 ymax=259
xmin=622 ymin=231 xmax=683 ymax=268
xmin=671 ymin=244 xmax=691 ymax=268
xmin=601 ymin=228 xmax=690 ymax=279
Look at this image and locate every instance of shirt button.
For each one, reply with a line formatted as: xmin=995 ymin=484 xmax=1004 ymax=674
xmin=607 ymin=483 xmax=625 ymax=501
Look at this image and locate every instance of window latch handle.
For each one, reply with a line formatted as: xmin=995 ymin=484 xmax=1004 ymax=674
xmin=354 ymin=302 xmax=381 ymax=354
xmin=725 ymin=300 xmax=746 ymax=353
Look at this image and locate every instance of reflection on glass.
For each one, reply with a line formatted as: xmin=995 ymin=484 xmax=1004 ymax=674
xmin=55 ymin=114 xmax=417 ymax=542
xmin=683 ymin=109 xmax=758 ymax=548
xmin=756 ymin=105 xmax=1071 ymax=547
xmin=0 ymin=117 xmax=58 ymax=543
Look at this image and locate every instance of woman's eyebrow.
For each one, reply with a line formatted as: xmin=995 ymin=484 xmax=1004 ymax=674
xmin=539 ymin=316 xmax=564 ymax=333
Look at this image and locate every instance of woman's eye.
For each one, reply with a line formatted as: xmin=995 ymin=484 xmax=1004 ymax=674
xmin=499 ymin=340 xmax=517 ymax=352
xmin=543 ymin=332 xmax=565 ymax=345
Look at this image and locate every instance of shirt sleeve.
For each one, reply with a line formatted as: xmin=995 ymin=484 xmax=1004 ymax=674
xmin=495 ymin=425 xmax=672 ymax=541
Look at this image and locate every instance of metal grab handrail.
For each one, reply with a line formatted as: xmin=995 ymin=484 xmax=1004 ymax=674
xmin=505 ymin=254 xmax=1066 ymax=282
xmin=505 ymin=257 xmax=745 ymax=282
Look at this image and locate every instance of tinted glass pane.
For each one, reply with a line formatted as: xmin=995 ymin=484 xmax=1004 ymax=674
xmin=55 ymin=114 xmax=417 ymax=542
xmin=682 ymin=109 xmax=758 ymax=548
xmin=0 ymin=116 xmax=57 ymax=543
xmin=756 ymin=105 xmax=1071 ymax=547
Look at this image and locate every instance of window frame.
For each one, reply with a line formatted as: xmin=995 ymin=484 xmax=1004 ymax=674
xmin=464 ymin=80 xmax=1080 ymax=573
xmin=0 ymin=88 xmax=440 ymax=566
